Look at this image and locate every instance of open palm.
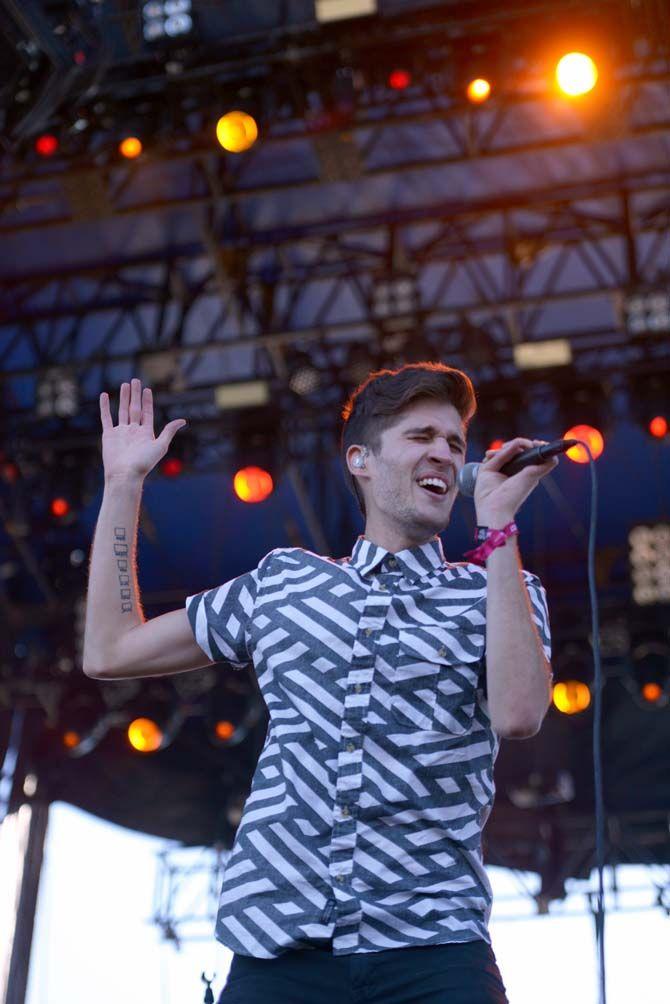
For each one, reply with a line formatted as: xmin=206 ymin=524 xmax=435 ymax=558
xmin=100 ymin=378 xmax=187 ymax=481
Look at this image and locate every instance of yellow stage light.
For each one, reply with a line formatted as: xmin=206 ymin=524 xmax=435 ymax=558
xmin=556 ymin=52 xmax=598 ymax=97
xmin=466 ymin=78 xmax=491 ymax=104
xmin=553 ymin=681 xmax=591 ymax=715
xmin=119 ymin=136 xmax=143 ymax=159
xmin=127 ymin=717 xmax=163 ymax=753
xmin=216 ymin=111 xmax=258 ymax=153
xmin=233 ymin=466 xmax=274 ymax=503
xmin=563 ymin=424 xmax=604 ymax=464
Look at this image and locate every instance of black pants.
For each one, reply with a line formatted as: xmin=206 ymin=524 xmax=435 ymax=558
xmin=217 ymin=938 xmax=508 ymax=1003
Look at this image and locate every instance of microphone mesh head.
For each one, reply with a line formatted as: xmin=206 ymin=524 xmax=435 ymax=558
xmin=457 ymin=463 xmax=479 ymax=498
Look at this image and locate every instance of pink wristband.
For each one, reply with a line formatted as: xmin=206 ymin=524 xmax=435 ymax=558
xmin=464 ymin=521 xmax=519 ymax=566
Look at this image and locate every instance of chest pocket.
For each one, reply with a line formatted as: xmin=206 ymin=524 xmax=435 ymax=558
xmin=392 ymin=626 xmax=484 ymax=734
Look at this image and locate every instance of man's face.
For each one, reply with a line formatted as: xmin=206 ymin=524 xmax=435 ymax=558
xmin=356 ymin=399 xmax=467 ymax=547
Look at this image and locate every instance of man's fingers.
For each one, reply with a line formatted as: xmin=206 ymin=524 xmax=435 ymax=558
xmin=118 ymin=381 xmax=130 ymax=424
xmin=100 ymin=392 xmax=113 ymax=431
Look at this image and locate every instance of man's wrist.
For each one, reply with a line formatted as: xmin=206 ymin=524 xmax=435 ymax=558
xmin=475 ymin=513 xmax=515 ymax=530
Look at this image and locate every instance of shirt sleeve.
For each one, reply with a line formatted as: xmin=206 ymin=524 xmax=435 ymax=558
xmin=522 ymin=570 xmax=552 ymax=662
xmin=185 ymin=560 xmax=265 ymax=669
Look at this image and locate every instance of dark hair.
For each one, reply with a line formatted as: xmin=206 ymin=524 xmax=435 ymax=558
xmin=340 ymin=361 xmax=477 ymax=516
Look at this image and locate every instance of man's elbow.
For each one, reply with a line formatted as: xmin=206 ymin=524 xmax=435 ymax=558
xmin=492 ymin=705 xmax=549 ymax=740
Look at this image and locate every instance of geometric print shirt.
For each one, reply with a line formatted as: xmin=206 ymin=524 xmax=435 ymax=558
xmin=185 ymin=535 xmax=551 ymax=959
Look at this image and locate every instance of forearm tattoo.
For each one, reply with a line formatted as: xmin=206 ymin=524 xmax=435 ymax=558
xmin=113 ymin=526 xmax=132 ymax=613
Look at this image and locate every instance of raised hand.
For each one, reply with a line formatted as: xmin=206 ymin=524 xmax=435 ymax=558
xmin=99 ymin=378 xmax=187 ymax=483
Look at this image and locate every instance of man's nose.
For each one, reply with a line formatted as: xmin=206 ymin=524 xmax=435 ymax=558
xmin=427 ymin=441 xmax=456 ymax=468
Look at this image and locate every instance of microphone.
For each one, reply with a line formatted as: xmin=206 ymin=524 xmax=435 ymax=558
xmin=457 ymin=438 xmax=578 ymax=497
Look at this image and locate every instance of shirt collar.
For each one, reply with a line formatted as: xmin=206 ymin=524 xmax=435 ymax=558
xmin=349 ymin=534 xmax=447 ymax=583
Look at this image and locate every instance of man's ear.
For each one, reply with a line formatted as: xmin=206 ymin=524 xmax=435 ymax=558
xmin=346 ymin=445 xmax=369 ymax=474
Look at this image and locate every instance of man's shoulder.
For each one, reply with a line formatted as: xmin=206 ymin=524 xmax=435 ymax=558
xmin=260 ymin=546 xmax=348 ymax=572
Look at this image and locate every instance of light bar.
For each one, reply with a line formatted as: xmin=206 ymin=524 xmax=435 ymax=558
xmin=315 ymin=0 xmax=377 ymax=23
xmin=628 ymin=522 xmax=670 ymax=605
xmin=215 ymin=380 xmax=270 ymax=410
xmin=513 ymin=339 xmax=572 ymax=370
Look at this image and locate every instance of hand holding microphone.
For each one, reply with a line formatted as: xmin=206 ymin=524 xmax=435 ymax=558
xmin=458 ymin=437 xmax=576 ymax=527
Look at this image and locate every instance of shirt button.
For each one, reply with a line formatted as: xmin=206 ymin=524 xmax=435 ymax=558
xmin=438 ymin=647 xmax=447 ymax=657
xmin=379 ymin=584 xmax=387 ymax=592
xmin=365 ymin=628 xmax=372 ymax=636
xmin=354 ymin=683 xmax=362 ymax=693
xmin=341 ymin=805 xmax=350 ymax=817
xmin=346 ymin=743 xmax=356 ymax=753
xmin=336 ymin=875 xmax=345 ymax=884
xmin=388 ymin=557 xmax=397 ymax=568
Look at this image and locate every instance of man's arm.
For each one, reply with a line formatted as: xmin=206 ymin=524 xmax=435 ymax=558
xmin=484 ymin=535 xmax=552 ymax=738
xmin=82 ymin=474 xmax=214 ymax=679
xmin=83 ymin=379 xmax=212 ymax=679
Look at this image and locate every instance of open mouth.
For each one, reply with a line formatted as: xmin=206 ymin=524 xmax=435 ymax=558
xmin=416 ymin=477 xmax=449 ymax=497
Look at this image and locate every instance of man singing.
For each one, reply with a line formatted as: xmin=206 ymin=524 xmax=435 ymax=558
xmin=84 ymin=363 xmax=556 ymax=1003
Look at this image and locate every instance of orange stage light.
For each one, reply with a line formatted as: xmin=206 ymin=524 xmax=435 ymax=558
xmin=233 ymin=466 xmax=274 ymax=503
xmin=487 ymin=439 xmax=505 ymax=452
xmin=215 ymin=720 xmax=236 ymax=741
xmin=641 ymin=682 xmax=663 ymax=704
xmin=649 ymin=416 xmax=668 ymax=439
xmin=563 ymin=424 xmax=604 ymax=464
xmin=216 ymin=111 xmax=258 ymax=153
xmin=35 ymin=134 xmax=59 ymax=156
xmin=50 ymin=497 xmax=70 ymax=518
xmin=552 ymin=680 xmax=591 ymax=715
xmin=466 ymin=78 xmax=491 ymax=103
xmin=127 ymin=717 xmax=163 ymax=753
xmin=556 ymin=52 xmax=598 ymax=97
xmin=63 ymin=730 xmax=81 ymax=749
xmin=119 ymin=136 xmax=143 ymax=159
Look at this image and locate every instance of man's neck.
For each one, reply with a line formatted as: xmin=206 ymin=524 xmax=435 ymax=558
xmin=362 ymin=524 xmax=436 ymax=554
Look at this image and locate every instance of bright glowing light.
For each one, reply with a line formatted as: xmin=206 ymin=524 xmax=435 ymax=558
xmin=649 ymin=416 xmax=668 ymax=438
xmin=563 ymin=424 xmax=604 ymax=464
xmin=388 ymin=69 xmax=411 ymax=90
xmin=553 ymin=680 xmax=591 ymax=714
xmin=63 ymin=730 xmax=81 ymax=749
xmin=641 ymin=682 xmax=663 ymax=704
xmin=119 ymin=136 xmax=143 ymax=159
xmin=216 ymin=111 xmax=258 ymax=153
xmin=35 ymin=134 xmax=59 ymax=157
xmin=488 ymin=439 xmax=505 ymax=452
xmin=233 ymin=466 xmax=274 ymax=503
xmin=215 ymin=720 xmax=236 ymax=741
xmin=467 ymin=78 xmax=491 ymax=103
xmin=127 ymin=717 xmax=163 ymax=753
xmin=50 ymin=497 xmax=70 ymax=518
xmin=556 ymin=52 xmax=598 ymax=97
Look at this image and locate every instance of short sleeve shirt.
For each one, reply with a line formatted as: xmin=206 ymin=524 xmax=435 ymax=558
xmin=186 ymin=535 xmax=551 ymax=958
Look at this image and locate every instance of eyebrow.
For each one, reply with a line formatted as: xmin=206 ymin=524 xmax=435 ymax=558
xmin=404 ymin=425 xmax=466 ymax=451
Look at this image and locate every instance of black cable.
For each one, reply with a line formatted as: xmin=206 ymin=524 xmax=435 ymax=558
xmin=578 ymin=440 xmax=606 ymax=1004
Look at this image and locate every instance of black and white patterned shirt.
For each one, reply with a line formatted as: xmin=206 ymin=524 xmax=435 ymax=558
xmin=186 ymin=536 xmax=551 ymax=958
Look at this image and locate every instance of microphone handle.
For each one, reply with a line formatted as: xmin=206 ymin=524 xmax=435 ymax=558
xmin=499 ymin=439 xmax=577 ymax=477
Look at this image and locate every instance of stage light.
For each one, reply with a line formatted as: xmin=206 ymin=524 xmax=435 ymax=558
xmin=641 ymin=682 xmax=663 ymax=704
xmin=552 ymin=680 xmax=591 ymax=715
xmin=161 ymin=457 xmax=184 ymax=478
xmin=628 ymin=522 xmax=670 ymax=605
xmin=466 ymin=78 xmax=491 ymax=103
xmin=35 ymin=134 xmax=58 ymax=156
xmin=649 ymin=416 xmax=668 ymax=438
xmin=214 ymin=720 xmax=236 ymax=741
xmin=50 ymin=497 xmax=71 ymax=518
xmin=63 ymin=730 xmax=81 ymax=750
xmin=119 ymin=136 xmax=143 ymax=159
xmin=487 ymin=439 xmax=505 ymax=451
xmin=127 ymin=717 xmax=163 ymax=753
xmin=630 ymin=639 xmax=669 ymax=707
xmin=388 ymin=69 xmax=411 ymax=90
xmin=556 ymin=52 xmax=598 ymax=97
xmin=216 ymin=111 xmax=258 ymax=153
xmin=563 ymin=424 xmax=604 ymax=464
xmin=233 ymin=466 xmax=274 ymax=503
